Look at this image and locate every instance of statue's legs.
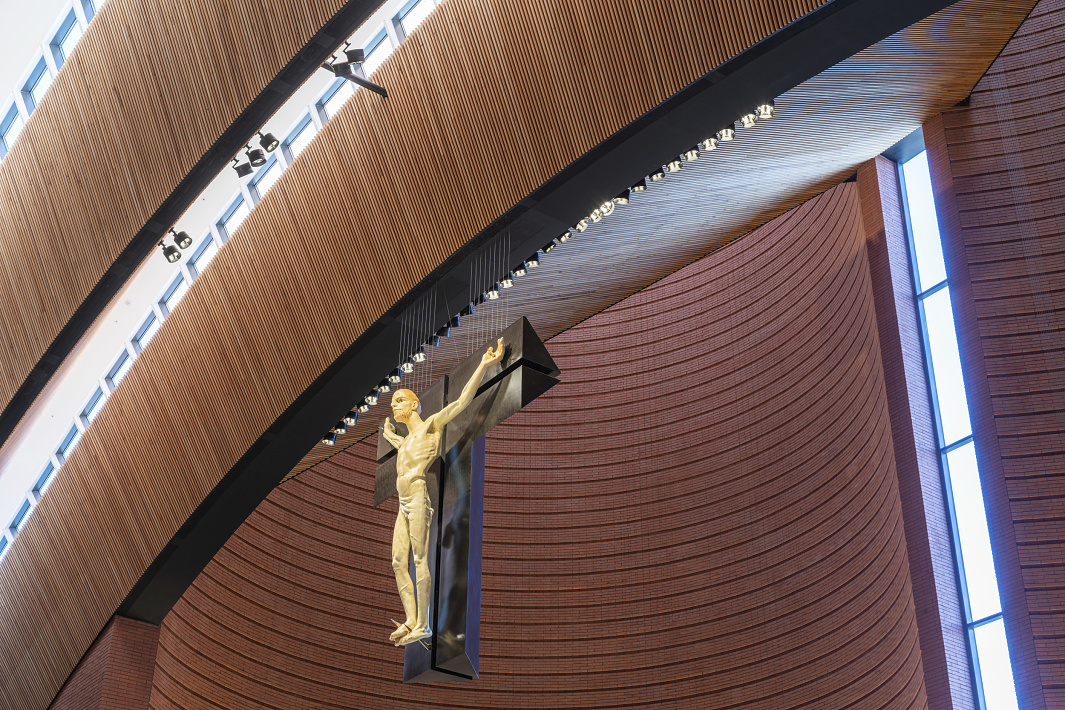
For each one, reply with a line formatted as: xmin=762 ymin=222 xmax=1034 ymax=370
xmin=391 ymin=510 xmax=417 ymax=643
xmin=404 ymin=492 xmax=434 ymax=642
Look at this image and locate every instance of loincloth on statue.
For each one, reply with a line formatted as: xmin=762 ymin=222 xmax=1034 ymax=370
xmin=398 ymin=478 xmax=433 ymax=519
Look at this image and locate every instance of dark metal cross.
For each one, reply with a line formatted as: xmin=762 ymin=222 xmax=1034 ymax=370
xmin=374 ymin=317 xmax=560 ymax=683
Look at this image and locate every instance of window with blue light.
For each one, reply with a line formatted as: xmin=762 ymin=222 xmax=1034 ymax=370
xmin=188 ymin=234 xmax=218 ymax=277
xmin=51 ymin=10 xmax=83 ymax=69
xmin=82 ymin=0 xmax=98 ymax=22
xmin=8 ymin=500 xmax=31 ymax=536
xmin=251 ymin=156 xmax=281 ymax=200
xmin=33 ymin=462 xmax=55 ymax=497
xmin=283 ymin=115 xmax=316 ymax=162
xmin=319 ymin=78 xmax=354 ymax=120
xmin=0 ymin=536 xmax=8 ymax=560
xmin=55 ymin=423 xmax=82 ymax=463
xmin=898 ymin=150 xmax=1018 ymax=710
xmin=363 ymin=29 xmax=393 ymax=76
xmin=81 ymin=387 xmax=106 ymax=425
xmin=394 ymin=0 xmax=432 ymax=39
xmin=22 ymin=59 xmax=53 ymax=114
xmin=218 ymin=197 xmax=249 ymax=239
xmin=0 ymin=104 xmax=25 ymax=158
xmin=159 ymin=274 xmax=188 ymax=315
xmin=107 ymin=349 xmax=132 ymax=388
xmin=132 ymin=312 xmax=159 ymax=352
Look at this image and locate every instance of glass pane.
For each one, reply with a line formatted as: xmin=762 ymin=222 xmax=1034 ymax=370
xmin=57 ymin=423 xmax=82 ymax=458
xmin=30 ymin=69 xmax=53 ymax=108
xmin=136 ymin=315 xmax=159 ymax=348
xmin=9 ymin=500 xmax=31 ymax=534
xmin=253 ymin=161 xmax=281 ymax=197
xmin=287 ymin=120 xmax=315 ymax=158
xmin=364 ymin=35 xmax=394 ymax=75
xmin=0 ymin=537 xmax=7 ymax=559
xmin=109 ymin=351 xmax=132 ymax=386
xmin=974 ymin=619 xmax=1019 ymax=710
xmin=84 ymin=388 xmax=106 ymax=423
xmin=191 ymin=238 xmax=218 ymax=273
xmin=902 ymin=152 xmax=947 ymax=291
xmin=163 ymin=277 xmax=188 ymax=311
xmin=946 ymin=443 xmax=1001 ymax=619
xmin=401 ymin=0 xmax=432 ymax=34
xmin=922 ymin=288 xmax=972 ymax=444
xmin=60 ymin=21 xmax=83 ymax=61
xmin=323 ymin=80 xmax=353 ymax=119
xmin=222 ymin=199 xmax=249 ymax=237
xmin=4 ymin=112 xmax=25 ymax=145
xmin=34 ymin=463 xmax=55 ymax=495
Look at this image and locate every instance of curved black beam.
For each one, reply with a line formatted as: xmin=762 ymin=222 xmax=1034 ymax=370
xmin=0 ymin=0 xmax=389 ymax=449
xmin=119 ymin=0 xmax=961 ymax=623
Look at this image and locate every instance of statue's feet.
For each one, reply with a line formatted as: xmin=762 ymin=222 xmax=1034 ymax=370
xmin=400 ymin=626 xmax=431 ymax=645
xmin=389 ymin=621 xmax=412 ymax=644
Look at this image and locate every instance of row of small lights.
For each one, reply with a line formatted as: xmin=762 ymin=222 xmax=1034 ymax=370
xmin=319 ymin=99 xmax=776 ymax=445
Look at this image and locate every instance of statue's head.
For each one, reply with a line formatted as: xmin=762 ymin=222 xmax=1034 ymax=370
xmin=391 ymin=389 xmax=421 ymax=423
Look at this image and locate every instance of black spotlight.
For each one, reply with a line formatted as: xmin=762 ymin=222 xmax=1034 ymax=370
xmin=412 ymin=346 xmax=427 ymax=363
xmin=717 ymin=123 xmax=736 ymax=142
xmin=378 ymin=378 xmax=392 ymax=394
xmin=358 ymin=399 xmax=371 ymax=413
xmin=322 ymin=431 xmax=337 ymax=446
xmin=756 ymin=99 xmax=775 ymax=119
xmin=344 ymin=47 xmax=366 ymax=65
xmin=649 ymin=168 xmax=665 ymax=182
xmin=343 ymin=410 xmax=358 ymax=426
xmin=542 ymin=240 xmax=557 ymax=253
xmin=437 ymin=324 xmax=451 ymax=338
xmin=169 ymin=228 xmax=193 ymax=249
xmin=388 ymin=368 xmax=402 ymax=384
xmin=400 ymin=359 xmax=414 ymax=374
xmin=246 ymin=145 xmax=267 ymax=167
xmin=631 ymin=178 xmax=647 ymax=193
xmin=231 ymin=157 xmax=253 ymax=178
xmin=460 ymin=302 xmax=474 ymax=317
xmin=334 ymin=420 xmax=347 ymax=435
xmin=449 ymin=314 xmax=461 ymax=328
xmin=159 ymin=242 xmax=180 ymax=263
xmin=257 ymin=131 xmax=279 ymax=152
xmin=613 ymin=189 xmax=630 ymax=205
xmin=486 ymin=283 xmax=500 ymax=300
xmin=513 ymin=263 xmax=528 ymax=277
xmin=525 ymin=253 xmax=540 ymax=269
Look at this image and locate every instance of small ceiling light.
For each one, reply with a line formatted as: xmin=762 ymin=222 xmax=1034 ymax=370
xmin=542 ymin=240 xmax=557 ymax=253
xmin=449 ymin=315 xmax=461 ymax=328
xmin=378 ymin=379 xmax=391 ymax=394
xmin=358 ymin=399 xmax=371 ymax=413
xmin=589 ymin=207 xmax=603 ymax=223
xmin=557 ymin=231 xmax=572 ymax=243
xmin=717 ymin=124 xmax=736 ymax=142
xmin=682 ymin=146 xmax=700 ymax=161
xmin=344 ymin=47 xmax=366 ymax=65
xmin=366 ymin=392 xmax=379 ymax=406
xmin=700 ymin=137 xmax=718 ymax=152
xmin=473 ymin=292 xmax=486 ymax=306
xmin=599 ymin=201 xmax=615 ymax=217
xmin=437 ymin=324 xmax=451 ymax=338
xmin=665 ymin=158 xmax=682 ymax=173
xmin=631 ymin=179 xmax=647 ymax=193
xmin=486 ymin=284 xmax=500 ymax=299
xmin=739 ymin=112 xmax=757 ymax=128
xmin=461 ymin=302 xmax=474 ymax=316
xmin=613 ymin=189 xmax=630 ymax=205
xmin=257 ymin=131 xmax=280 ymax=152
xmin=501 ymin=272 xmax=515 ymax=288
xmin=573 ymin=219 xmax=589 ymax=233
xmin=513 ymin=263 xmax=527 ymax=277
xmin=388 ymin=369 xmax=402 ymax=384
xmin=169 ymin=229 xmax=193 ymax=250
xmin=322 ymin=432 xmax=337 ymax=446
xmin=231 ymin=157 xmax=252 ymax=178
xmin=412 ymin=346 xmax=427 ymax=363
xmin=400 ymin=359 xmax=415 ymax=374
xmin=344 ymin=410 xmax=358 ymax=426
xmin=334 ymin=420 xmax=347 ymax=435
xmin=756 ymin=99 xmax=775 ymax=119
xmin=649 ymin=169 xmax=665 ymax=182
xmin=525 ymin=253 xmax=540 ymax=269
xmin=431 ymin=335 xmax=442 ymax=347
xmin=246 ymin=146 xmax=267 ymax=167
xmin=159 ymin=242 xmax=181 ymax=263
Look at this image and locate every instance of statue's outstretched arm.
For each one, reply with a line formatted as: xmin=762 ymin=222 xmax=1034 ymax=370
xmin=429 ymin=338 xmax=505 ymax=430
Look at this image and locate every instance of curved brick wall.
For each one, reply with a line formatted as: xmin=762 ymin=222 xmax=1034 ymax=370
xmin=148 ymin=184 xmax=927 ymax=709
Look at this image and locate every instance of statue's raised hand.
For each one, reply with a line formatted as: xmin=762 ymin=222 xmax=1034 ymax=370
xmin=384 ymin=418 xmax=397 ymax=436
xmin=481 ymin=338 xmax=505 ymax=367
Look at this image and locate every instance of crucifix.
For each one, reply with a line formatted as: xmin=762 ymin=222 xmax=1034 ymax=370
xmin=374 ymin=317 xmax=560 ymax=683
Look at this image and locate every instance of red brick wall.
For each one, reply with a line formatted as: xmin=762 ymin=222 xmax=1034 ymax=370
xmin=858 ymin=156 xmax=975 ymax=709
xmin=923 ymin=2 xmax=1065 ymax=708
xmin=147 ymin=184 xmax=927 ymax=709
xmin=49 ymin=616 xmax=159 ymax=710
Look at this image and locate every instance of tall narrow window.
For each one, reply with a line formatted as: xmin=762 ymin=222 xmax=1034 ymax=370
xmin=8 ymin=500 xmax=31 ymax=537
xmin=0 ymin=105 xmax=25 ymax=158
xmin=55 ymin=423 xmax=82 ymax=463
xmin=159 ymin=274 xmax=188 ymax=315
xmin=898 ymin=150 xmax=1019 ymax=710
xmin=188 ymin=234 xmax=218 ymax=277
xmin=362 ymin=29 xmax=393 ymax=76
xmin=283 ymin=115 xmax=316 ymax=162
xmin=218 ymin=197 xmax=249 ymax=239
xmin=51 ymin=10 xmax=83 ymax=69
xmin=319 ymin=78 xmax=354 ymax=120
xmin=251 ymin=157 xmax=281 ymax=200
xmin=107 ymin=349 xmax=132 ymax=388
xmin=132 ymin=313 xmax=159 ymax=352
xmin=22 ymin=59 xmax=53 ymax=114
xmin=394 ymin=0 xmax=432 ymax=39
xmin=81 ymin=387 xmax=106 ymax=425
xmin=33 ymin=462 xmax=56 ymax=497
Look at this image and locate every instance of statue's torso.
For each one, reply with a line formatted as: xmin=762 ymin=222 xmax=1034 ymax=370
xmin=395 ymin=421 xmax=441 ymax=499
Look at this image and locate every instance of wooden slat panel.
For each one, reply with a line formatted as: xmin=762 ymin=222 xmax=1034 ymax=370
xmin=0 ymin=0 xmax=1035 ymax=708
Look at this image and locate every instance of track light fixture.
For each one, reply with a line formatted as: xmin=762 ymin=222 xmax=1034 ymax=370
xmin=589 ymin=207 xmax=603 ymax=223
xmin=169 ymin=228 xmax=193 ymax=250
xmin=342 ymin=45 xmax=366 ymax=66
xmin=756 ymin=99 xmax=774 ymax=119
xmin=599 ymin=201 xmax=615 ymax=217
xmin=513 ymin=263 xmax=528 ymax=277
xmin=666 ymin=158 xmax=682 ymax=173
xmin=413 ymin=346 xmax=427 ymax=363
xmin=231 ymin=157 xmax=253 ymax=178
xmin=717 ymin=124 xmax=736 ymax=142
xmin=649 ymin=169 xmax=665 ymax=182
xmin=574 ymin=219 xmax=589 ymax=233
xmin=334 ymin=420 xmax=347 ymax=435
xmin=631 ymin=179 xmax=647 ymax=193
xmin=388 ymin=369 xmax=403 ymax=384
xmin=700 ymin=137 xmax=718 ymax=152
xmin=486 ymin=284 xmax=500 ymax=300
xmin=437 ymin=324 xmax=451 ymax=338
xmin=542 ymin=240 xmax=557 ymax=253
xmin=344 ymin=410 xmax=358 ymax=426
xmin=449 ymin=315 xmax=461 ymax=328
xmin=358 ymin=399 xmax=371 ymax=413
xmin=682 ymin=146 xmax=700 ymax=161
xmin=613 ymin=189 xmax=630 ymax=205
xmin=461 ymin=303 xmax=474 ymax=317
xmin=257 ymin=131 xmax=280 ymax=152
xmin=322 ymin=432 xmax=337 ymax=445
xmin=525 ymin=253 xmax=540 ymax=268
xmin=245 ymin=145 xmax=267 ymax=167
xmin=401 ymin=359 xmax=415 ymax=374
xmin=366 ymin=391 xmax=379 ymax=406
xmin=558 ymin=231 xmax=572 ymax=243
xmin=501 ymin=272 xmax=515 ymax=288
xmin=739 ymin=112 xmax=757 ymax=128
xmin=158 ymin=241 xmax=181 ymax=263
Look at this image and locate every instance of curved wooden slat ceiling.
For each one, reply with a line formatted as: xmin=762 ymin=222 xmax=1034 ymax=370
xmin=0 ymin=0 xmax=1036 ymax=708
xmin=0 ymin=0 xmax=385 ymax=446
